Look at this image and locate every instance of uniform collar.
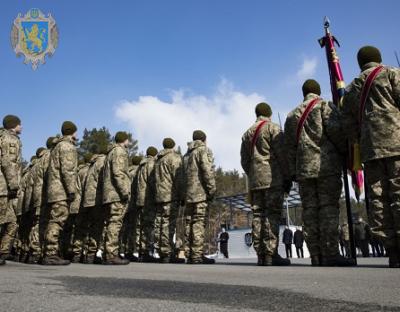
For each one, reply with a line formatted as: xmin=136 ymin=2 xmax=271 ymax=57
xmin=361 ymin=62 xmax=381 ymax=72
xmin=256 ymin=116 xmax=270 ymax=122
xmin=303 ymin=93 xmax=320 ymax=102
xmin=192 ymin=140 xmax=206 ymax=149
xmin=158 ymin=148 xmax=174 ymax=158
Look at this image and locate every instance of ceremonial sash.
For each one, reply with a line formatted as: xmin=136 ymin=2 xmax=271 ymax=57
xmin=250 ymin=120 xmax=267 ymax=154
xmin=296 ymin=98 xmax=320 ymax=143
xmin=359 ymin=65 xmax=384 ymax=125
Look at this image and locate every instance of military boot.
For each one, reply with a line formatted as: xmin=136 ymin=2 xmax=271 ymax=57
xmin=83 ymin=254 xmax=95 ymax=264
xmin=125 ymin=253 xmax=139 ymax=262
xmin=257 ymin=255 xmax=266 ymax=266
xmin=387 ymin=248 xmax=400 ymax=268
xmin=191 ymin=256 xmax=215 ymax=265
xmin=26 ymin=254 xmax=41 ymax=264
xmin=321 ymin=254 xmax=355 ymax=267
xmin=159 ymin=257 xmax=171 ymax=264
xmin=42 ymin=256 xmax=71 ymax=265
xmin=71 ymin=254 xmax=81 ymax=263
xmin=265 ymin=254 xmax=291 ymax=266
xmin=139 ymin=254 xmax=156 ymax=263
xmin=169 ymin=256 xmax=185 ymax=264
xmin=0 ymin=258 xmax=5 ymax=265
xmin=311 ymin=255 xmax=321 ymax=267
xmin=103 ymin=256 xmax=130 ymax=265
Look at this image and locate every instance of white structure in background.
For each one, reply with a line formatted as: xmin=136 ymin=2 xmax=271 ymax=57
xmin=217 ymin=226 xmax=310 ymax=259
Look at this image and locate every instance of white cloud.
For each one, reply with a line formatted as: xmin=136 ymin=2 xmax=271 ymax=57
xmin=296 ymin=57 xmax=318 ymax=81
xmin=115 ymin=79 xmax=265 ymax=171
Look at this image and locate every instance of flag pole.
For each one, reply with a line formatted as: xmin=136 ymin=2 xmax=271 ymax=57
xmin=319 ymin=17 xmax=357 ymax=264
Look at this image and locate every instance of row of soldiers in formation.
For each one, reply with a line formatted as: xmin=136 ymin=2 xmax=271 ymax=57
xmin=240 ymin=45 xmax=400 ymax=268
xmin=1 ymin=45 xmax=399 ymax=268
xmin=0 ymin=120 xmax=216 ymax=265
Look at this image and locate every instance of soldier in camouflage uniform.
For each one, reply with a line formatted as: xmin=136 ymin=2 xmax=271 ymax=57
xmin=342 ymin=46 xmax=400 ymax=268
xmin=120 ymin=155 xmax=142 ymax=261
xmin=24 ymin=149 xmax=47 ymax=263
xmin=185 ymin=130 xmax=216 ymax=264
xmin=28 ymin=137 xmax=55 ymax=264
xmin=101 ymin=131 xmax=131 ymax=265
xmin=135 ymin=147 xmax=158 ymax=262
xmin=241 ymin=103 xmax=291 ymax=266
xmin=154 ymin=138 xmax=184 ymax=263
xmin=0 ymin=115 xmax=22 ymax=265
xmin=42 ymin=121 xmax=78 ymax=265
xmin=70 ymin=153 xmax=93 ymax=263
xmin=16 ymin=155 xmax=36 ymax=262
xmin=284 ymin=80 xmax=354 ymax=266
xmin=72 ymin=149 xmax=107 ymax=264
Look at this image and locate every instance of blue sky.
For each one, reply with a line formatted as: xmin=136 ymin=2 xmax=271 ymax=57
xmin=1 ymin=0 xmax=399 ymax=169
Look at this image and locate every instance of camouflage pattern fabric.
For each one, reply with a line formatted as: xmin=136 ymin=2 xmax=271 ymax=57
xmin=103 ymin=201 xmax=128 ymax=258
xmin=342 ymin=63 xmax=400 ymax=163
xmin=284 ymin=94 xmax=344 ymax=180
xmin=298 ymin=175 xmax=342 ymax=258
xmin=241 ymin=116 xmax=288 ymax=190
xmin=185 ymin=140 xmax=216 ymax=204
xmin=43 ymin=200 xmax=69 ymax=257
xmin=102 ymin=144 xmax=130 ymax=205
xmin=154 ymin=202 xmax=179 ymax=258
xmin=46 ymin=136 xmax=78 ymax=204
xmin=184 ymin=201 xmax=208 ymax=262
xmin=154 ymin=148 xmax=183 ymax=204
xmin=251 ymin=187 xmax=283 ymax=257
xmin=364 ymin=155 xmax=400 ymax=252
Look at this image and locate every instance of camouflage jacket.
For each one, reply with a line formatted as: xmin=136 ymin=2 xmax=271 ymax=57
xmin=23 ymin=159 xmax=38 ymax=214
xmin=32 ymin=149 xmax=51 ymax=212
xmin=128 ymin=164 xmax=140 ymax=211
xmin=102 ymin=144 xmax=130 ymax=204
xmin=78 ymin=163 xmax=90 ymax=187
xmin=16 ymin=167 xmax=30 ymax=216
xmin=185 ymin=140 xmax=216 ymax=204
xmin=0 ymin=128 xmax=22 ymax=196
xmin=46 ymin=136 xmax=78 ymax=204
xmin=342 ymin=62 xmax=400 ymax=162
xmin=82 ymin=154 xmax=106 ymax=208
xmin=284 ymin=93 xmax=344 ymax=180
xmin=135 ymin=156 xmax=156 ymax=207
xmin=240 ymin=116 xmax=288 ymax=191
xmin=154 ymin=148 xmax=183 ymax=203
xmin=128 ymin=164 xmax=139 ymax=182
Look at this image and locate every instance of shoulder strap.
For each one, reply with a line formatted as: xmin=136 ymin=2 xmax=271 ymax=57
xmin=359 ymin=65 xmax=384 ymax=124
xmin=296 ymin=98 xmax=320 ymax=143
xmin=250 ymin=120 xmax=268 ymax=154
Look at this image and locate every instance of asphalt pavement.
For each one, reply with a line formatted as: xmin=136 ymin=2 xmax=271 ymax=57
xmin=0 ymin=257 xmax=399 ymax=312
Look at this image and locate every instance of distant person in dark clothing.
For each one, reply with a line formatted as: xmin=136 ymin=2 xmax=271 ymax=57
xmin=339 ymin=224 xmax=351 ymax=258
xmin=283 ymin=227 xmax=293 ymax=258
xmin=354 ymin=218 xmax=369 ymax=257
xmin=219 ymin=228 xmax=229 ymax=258
xmin=294 ymin=227 xmax=304 ymax=258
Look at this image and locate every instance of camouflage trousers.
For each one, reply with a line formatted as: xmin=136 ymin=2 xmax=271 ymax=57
xmin=28 ymin=214 xmax=41 ymax=257
xmin=136 ymin=204 xmax=156 ymax=256
xmin=251 ymin=187 xmax=283 ymax=257
xmin=43 ymin=200 xmax=70 ymax=257
xmin=73 ymin=206 xmax=105 ymax=257
xmin=365 ymin=156 xmax=400 ymax=252
xmin=299 ymin=175 xmax=342 ymax=258
xmin=0 ymin=196 xmax=18 ymax=256
xmin=154 ymin=202 xmax=179 ymax=258
xmin=104 ymin=201 xmax=127 ymax=259
xmin=185 ymin=201 xmax=208 ymax=261
xmin=119 ymin=209 xmax=136 ymax=255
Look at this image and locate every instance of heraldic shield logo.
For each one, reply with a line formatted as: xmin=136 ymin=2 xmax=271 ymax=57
xmin=11 ymin=8 xmax=59 ymax=70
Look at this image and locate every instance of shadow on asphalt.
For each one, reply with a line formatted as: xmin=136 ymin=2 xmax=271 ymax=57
xmin=44 ymin=276 xmax=400 ymax=312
